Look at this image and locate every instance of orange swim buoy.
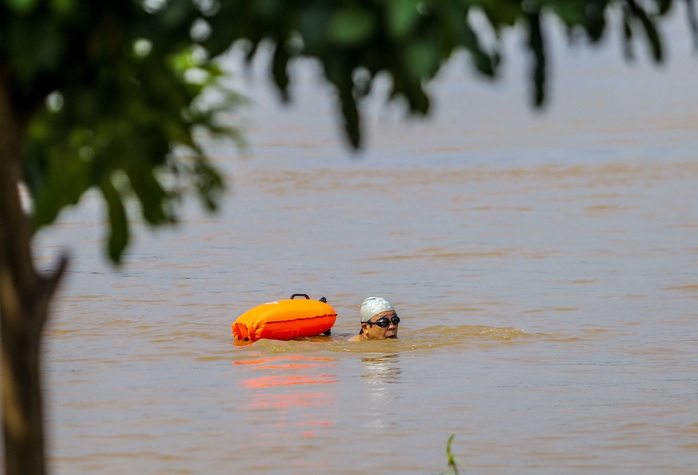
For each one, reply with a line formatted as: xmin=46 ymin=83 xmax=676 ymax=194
xmin=231 ymin=294 xmax=337 ymax=342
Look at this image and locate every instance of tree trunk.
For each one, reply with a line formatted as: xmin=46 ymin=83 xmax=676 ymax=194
xmin=0 ymin=76 xmax=67 ymax=475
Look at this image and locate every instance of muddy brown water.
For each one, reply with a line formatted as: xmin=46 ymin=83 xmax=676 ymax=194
xmin=37 ymin=21 xmax=698 ymax=475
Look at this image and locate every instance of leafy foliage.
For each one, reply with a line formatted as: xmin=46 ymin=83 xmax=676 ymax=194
xmin=2 ymin=1 xmax=239 ymax=262
xmin=203 ymin=0 xmax=697 ymax=146
xmin=2 ymin=0 xmax=696 ymax=263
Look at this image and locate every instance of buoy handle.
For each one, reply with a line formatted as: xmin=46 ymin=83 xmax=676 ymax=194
xmin=289 ymin=293 xmax=310 ymax=299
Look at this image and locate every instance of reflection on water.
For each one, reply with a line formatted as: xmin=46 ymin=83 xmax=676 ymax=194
xmin=361 ymin=354 xmax=401 ymax=384
xmin=236 ymin=354 xmax=338 ymax=440
xmin=361 ymin=355 xmax=401 ymax=430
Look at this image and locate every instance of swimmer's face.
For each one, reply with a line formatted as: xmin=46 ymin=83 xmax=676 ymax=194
xmin=363 ymin=310 xmax=399 ymax=340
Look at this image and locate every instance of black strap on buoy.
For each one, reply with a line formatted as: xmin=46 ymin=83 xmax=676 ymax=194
xmin=320 ymin=296 xmax=330 ymax=334
xmin=289 ymin=294 xmax=329 ymax=304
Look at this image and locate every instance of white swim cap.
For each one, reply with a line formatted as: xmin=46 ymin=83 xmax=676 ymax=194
xmin=360 ymin=297 xmax=395 ymax=322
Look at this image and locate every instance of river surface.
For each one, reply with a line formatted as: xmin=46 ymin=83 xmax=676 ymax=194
xmin=37 ymin=18 xmax=698 ymax=475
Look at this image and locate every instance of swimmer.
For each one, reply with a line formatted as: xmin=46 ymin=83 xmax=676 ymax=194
xmin=348 ymin=297 xmax=400 ymax=341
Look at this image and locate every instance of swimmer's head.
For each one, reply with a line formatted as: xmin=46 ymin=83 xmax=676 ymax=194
xmin=360 ymin=297 xmax=394 ymax=323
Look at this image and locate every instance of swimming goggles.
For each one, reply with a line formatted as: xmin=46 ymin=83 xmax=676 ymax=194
xmin=366 ymin=315 xmax=400 ymax=328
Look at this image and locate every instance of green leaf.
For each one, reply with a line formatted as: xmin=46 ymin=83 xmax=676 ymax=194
xmin=340 ymin=90 xmax=361 ymax=149
xmin=480 ymin=1 xmax=521 ymax=28
xmin=446 ymin=434 xmax=460 ymax=475
xmin=688 ymin=0 xmax=698 ymax=49
xmin=100 ymin=177 xmax=129 ymax=264
xmin=582 ymin=0 xmax=606 ymax=42
xmin=252 ymin=0 xmax=284 ymax=19
xmin=634 ymin=6 xmax=663 ymax=61
xmin=404 ymin=39 xmax=440 ymax=80
xmin=123 ymin=163 xmax=174 ymax=226
xmin=7 ymin=17 xmax=65 ymax=80
xmin=297 ymin=6 xmax=334 ymax=53
xmin=407 ymin=81 xmax=430 ymax=115
xmin=324 ymin=53 xmax=362 ymax=148
xmin=386 ymin=0 xmax=421 ymax=38
xmin=327 ymin=6 xmax=376 ymax=46
xmin=549 ymin=1 xmax=586 ymax=26
xmin=193 ymin=159 xmax=225 ymax=212
xmin=656 ymin=0 xmax=672 ymax=15
xmin=31 ymin=141 xmax=91 ymax=229
xmin=6 ymin=0 xmax=38 ymax=14
xmin=50 ymin=0 xmax=75 ymax=15
xmin=460 ymin=22 xmax=497 ymax=77
xmin=622 ymin=7 xmax=635 ymax=60
xmin=526 ymin=11 xmax=546 ymax=107
xmin=272 ymin=41 xmax=290 ymax=102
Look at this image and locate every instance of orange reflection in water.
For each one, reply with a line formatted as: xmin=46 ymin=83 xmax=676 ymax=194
xmin=234 ymin=355 xmax=336 ymax=372
xmin=244 ymin=391 xmax=327 ymax=410
xmin=235 ymin=353 xmax=338 ymax=437
xmin=243 ymin=373 xmax=338 ymax=389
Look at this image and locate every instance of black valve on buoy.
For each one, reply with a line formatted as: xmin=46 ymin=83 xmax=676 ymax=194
xmin=320 ymin=296 xmax=330 ymax=334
